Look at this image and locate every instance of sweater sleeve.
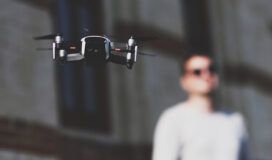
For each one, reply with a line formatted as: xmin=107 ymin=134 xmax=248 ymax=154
xmin=152 ymin=111 xmax=181 ymax=160
xmin=237 ymin=115 xmax=250 ymax=160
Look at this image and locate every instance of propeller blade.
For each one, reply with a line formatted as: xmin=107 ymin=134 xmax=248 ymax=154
xmin=138 ymin=52 xmax=157 ymax=57
xmin=36 ymin=48 xmax=53 ymax=51
xmin=33 ymin=33 xmax=61 ymax=40
xmin=83 ymin=28 xmax=90 ymax=33
xmin=107 ymin=35 xmax=158 ymax=42
xmin=112 ymin=48 xmax=156 ymax=57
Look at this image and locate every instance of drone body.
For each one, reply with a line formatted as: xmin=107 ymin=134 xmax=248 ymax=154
xmin=35 ymin=34 xmax=147 ymax=69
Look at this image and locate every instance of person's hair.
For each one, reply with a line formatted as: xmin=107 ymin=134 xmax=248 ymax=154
xmin=180 ymin=50 xmax=213 ymax=75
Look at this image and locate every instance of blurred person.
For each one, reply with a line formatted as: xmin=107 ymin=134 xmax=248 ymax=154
xmin=152 ymin=53 xmax=249 ymax=160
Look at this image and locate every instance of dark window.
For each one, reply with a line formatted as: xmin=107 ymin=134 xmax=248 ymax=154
xmin=53 ymin=0 xmax=111 ymax=134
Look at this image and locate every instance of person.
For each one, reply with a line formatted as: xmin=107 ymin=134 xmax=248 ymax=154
xmin=152 ymin=53 xmax=249 ymax=160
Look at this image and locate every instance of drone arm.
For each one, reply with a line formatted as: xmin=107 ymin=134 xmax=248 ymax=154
xmin=108 ymin=54 xmax=127 ymax=65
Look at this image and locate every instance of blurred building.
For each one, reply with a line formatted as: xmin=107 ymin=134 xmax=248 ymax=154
xmin=0 ymin=0 xmax=271 ymax=160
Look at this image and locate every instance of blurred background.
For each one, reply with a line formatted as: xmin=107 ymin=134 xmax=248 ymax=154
xmin=0 ymin=0 xmax=271 ymax=159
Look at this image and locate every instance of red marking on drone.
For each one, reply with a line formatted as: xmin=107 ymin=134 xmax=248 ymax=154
xmin=114 ymin=48 xmax=121 ymax=51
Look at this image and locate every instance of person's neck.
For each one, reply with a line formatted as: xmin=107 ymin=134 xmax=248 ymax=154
xmin=186 ymin=94 xmax=214 ymax=113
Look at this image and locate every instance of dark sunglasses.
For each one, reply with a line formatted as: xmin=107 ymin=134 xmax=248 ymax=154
xmin=186 ymin=65 xmax=217 ymax=76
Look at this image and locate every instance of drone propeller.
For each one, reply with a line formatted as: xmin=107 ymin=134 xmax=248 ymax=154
xmin=36 ymin=48 xmax=53 ymax=51
xmin=112 ymin=48 xmax=156 ymax=57
xmin=138 ymin=52 xmax=156 ymax=57
xmin=108 ymin=35 xmax=158 ymax=42
xmin=33 ymin=33 xmax=62 ymax=40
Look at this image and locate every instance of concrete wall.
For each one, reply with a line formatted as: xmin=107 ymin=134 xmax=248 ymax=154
xmin=210 ymin=0 xmax=272 ymax=159
xmin=0 ymin=0 xmax=58 ymax=126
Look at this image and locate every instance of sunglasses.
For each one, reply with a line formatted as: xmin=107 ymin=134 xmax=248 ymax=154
xmin=186 ymin=65 xmax=217 ymax=77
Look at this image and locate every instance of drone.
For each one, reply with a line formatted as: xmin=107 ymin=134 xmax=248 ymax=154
xmin=34 ymin=33 xmax=155 ymax=69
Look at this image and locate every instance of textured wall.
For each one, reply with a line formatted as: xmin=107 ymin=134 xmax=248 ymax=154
xmin=0 ymin=0 xmax=57 ymax=126
xmin=210 ymin=0 xmax=272 ymax=159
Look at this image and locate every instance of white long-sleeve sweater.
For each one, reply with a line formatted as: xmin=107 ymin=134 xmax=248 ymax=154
xmin=152 ymin=102 xmax=248 ymax=160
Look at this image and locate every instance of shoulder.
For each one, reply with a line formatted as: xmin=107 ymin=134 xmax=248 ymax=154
xmin=154 ymin=102 xmax=186 ymax=137
xmin=217 ymin=109 xmax=247 ymax=133
xmin=156 ymin=102 xmax=187 ymax=127
xmin=217 ymin=109 xmax=245 ymax=122
xmin=160 ymin=102 xmax=187 ymax=119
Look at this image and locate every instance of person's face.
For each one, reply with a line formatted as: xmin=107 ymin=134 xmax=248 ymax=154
xmin=180 ymin=56 xmax=218 ymax=96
